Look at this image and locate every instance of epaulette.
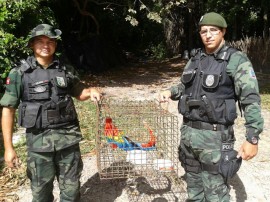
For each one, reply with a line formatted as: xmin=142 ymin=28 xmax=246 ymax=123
xmin=190 ymin=48 xmax=201 ymax=61
xmin=216 ymin=46 xmax=238 ymax=61
xmin=19 ymin=59 xmax=32 ymax=72
xmin=190 ymin=48 xmax=201 ymax=57
xmin=55 ymin=59 xmax=67 ymax=71
xmin=60 ymin=64 xmax=67 ymax=71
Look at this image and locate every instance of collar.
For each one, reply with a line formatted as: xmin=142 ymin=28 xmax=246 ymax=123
xmin=201 ymin=41 xmax=227 ymax=59
xmin=27 ymin=56 xmax=60 ymax=69
xmin=213 ymin=41 xmax=226 ymax=57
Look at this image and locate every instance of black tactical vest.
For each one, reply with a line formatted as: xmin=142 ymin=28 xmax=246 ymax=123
xmin=18 ymin=59 xmax=78 ymax=129
xmin=179 ymin=46 xmax=238 ymax=125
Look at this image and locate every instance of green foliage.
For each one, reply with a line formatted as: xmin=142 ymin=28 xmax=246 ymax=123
xmin=0 ymin=0 xmax=57 ymax=94
xmin=125 ymin=0 xmax=187 ymax=26
xmin=202 ymin=0 xmax=267 ymax=39
xmin=150 ymin=42 xmax=168 ymax=60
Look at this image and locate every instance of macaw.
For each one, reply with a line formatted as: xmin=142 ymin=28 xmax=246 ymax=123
xmin=104 ymin=117 xmax=156 ymax=151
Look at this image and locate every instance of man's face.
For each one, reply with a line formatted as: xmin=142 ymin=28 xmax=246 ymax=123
xmin=30 ymin=35 xmax=57 ymax=59
xmin=199 ymin=25 xmax=226 ymax=53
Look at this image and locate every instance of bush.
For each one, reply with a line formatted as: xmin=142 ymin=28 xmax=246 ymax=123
xmin=229 ymin=37 xmax=270 ymax=73
xmin=0 ymin=0 xmax=57 ymax=94
xmin=149 ymin=42 xmax=168 ymax=60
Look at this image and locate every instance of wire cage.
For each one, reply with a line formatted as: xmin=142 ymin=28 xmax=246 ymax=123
xmin=96 ymin=98 xmax=181 ymax=181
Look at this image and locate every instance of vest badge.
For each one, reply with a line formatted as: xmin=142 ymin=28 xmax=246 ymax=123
xmin=56 ymin=76 xmax=66 ymax=87
xmin=205 ymin=75 xmax=215 ymax=87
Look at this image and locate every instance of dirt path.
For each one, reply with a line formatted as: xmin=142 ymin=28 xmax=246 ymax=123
xmin=13 ymin=57 xmax=270 ymax=201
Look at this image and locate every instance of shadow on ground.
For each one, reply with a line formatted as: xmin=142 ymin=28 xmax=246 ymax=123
xmin=80 ymin=172 xmax=186 ymax=202
xmin=80 ymin=173 xmax=127 ymax=202
xmin=230 ymin=174 xmax=247 ymax=202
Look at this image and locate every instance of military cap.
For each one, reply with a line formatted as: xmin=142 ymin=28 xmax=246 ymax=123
xmin=199 ymin=12 xmax=227 ymax=28
xmin=28 ymin=24 xmax=62 ymax=45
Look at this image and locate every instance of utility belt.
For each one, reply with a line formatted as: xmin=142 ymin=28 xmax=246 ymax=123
xmin=183 ymin=118 xmax=230 ymax=131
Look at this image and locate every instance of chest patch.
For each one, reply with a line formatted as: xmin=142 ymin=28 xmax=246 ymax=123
xmin=56 ymin=76 xmax=66 ymax=87
xmin=205 ymin=75 xmax=215 ymax=87
xmin=34 ymin=86 xmax=47 ymax=93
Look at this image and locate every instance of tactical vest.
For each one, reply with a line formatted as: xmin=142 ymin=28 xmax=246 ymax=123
xmin=179 ymin=46 xmax=238 ymax=125
xmin=18 ymin=59 xmax=78 ymax=129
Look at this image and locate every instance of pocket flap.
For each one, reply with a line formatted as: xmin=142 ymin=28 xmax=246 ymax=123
xmin=181 ymin=70 xmax=196 ymax=84
xmin=20 ymin=103 xmax=41 ymax=128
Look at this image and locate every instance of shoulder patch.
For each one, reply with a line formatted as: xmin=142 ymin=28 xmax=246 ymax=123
xmin=6 ymin=77 xmax=11 ymax=85
xmin=249 ymin=69 xmax=256 ymax=79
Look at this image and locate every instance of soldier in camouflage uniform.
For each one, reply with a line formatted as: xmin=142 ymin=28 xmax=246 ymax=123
xmin=1 ymin=24 xmax=101 ymax=202
xmin=160 ymin=12 xmax=264 ymax=201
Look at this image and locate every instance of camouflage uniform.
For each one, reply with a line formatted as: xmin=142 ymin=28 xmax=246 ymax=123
xmin=169 ymin=46 xmax=264 ymax=201
xmin=0 ymin=33 xmax=86 ymax=201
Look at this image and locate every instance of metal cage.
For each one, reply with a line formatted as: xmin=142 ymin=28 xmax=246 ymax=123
xmin=96 ymin=98 xmax=181 ymax=180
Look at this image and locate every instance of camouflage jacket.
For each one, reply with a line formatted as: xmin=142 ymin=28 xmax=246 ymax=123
xmin=0 ymin=56 xmax=86 ymax=152
xmin=169 ymin=45 xmax=264 ymax=139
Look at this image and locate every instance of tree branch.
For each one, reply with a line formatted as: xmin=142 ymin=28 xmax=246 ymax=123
xmin=73 ymin=0 xmax=100 ymax=34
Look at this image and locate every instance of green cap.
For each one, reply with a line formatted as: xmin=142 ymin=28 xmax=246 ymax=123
xmin=28 ymin=24 xmax=62 ymax=45
xmin=198 ymin=12 xmax=227 ymax=28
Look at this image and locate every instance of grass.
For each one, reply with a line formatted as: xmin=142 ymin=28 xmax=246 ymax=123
xmin=0 ymin=135 xmax=28 ymax=200
xmin=261 ymin=94 xmax=270 ymax=110
xmin=74 ymin=99 xmax=99 ymax=155
xmin=260 ymin=83 xmax=270 ymax=110
xmin=0 ymin=99 xmax=98 ymax=200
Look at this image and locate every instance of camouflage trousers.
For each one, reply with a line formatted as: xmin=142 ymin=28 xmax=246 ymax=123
xmin=27 ymin=144 xmax=83 ymax=202
xmin=178 ymin=125 xmax=231 ymax=202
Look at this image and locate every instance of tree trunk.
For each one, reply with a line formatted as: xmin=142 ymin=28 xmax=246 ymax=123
xmin=163 ymin=7 xmax=188 ymax=57
xmin=262 ymin=0 xmax=269 ymax=38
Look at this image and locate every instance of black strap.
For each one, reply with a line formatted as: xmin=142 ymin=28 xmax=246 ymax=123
xmin=184 ymin=158 xmax=219 ymax=174
xmin=184 ymin=159 xmax=202 ymax=173
xmin=183 ymin=118 xmax=230 ymax=131
xmin=180 ymin=95 xmax=189 ymax=113
xmin=19 ymin=59 xmax=32 ymax=72
xmin=201 ymin=163 xmax=219 ymax=174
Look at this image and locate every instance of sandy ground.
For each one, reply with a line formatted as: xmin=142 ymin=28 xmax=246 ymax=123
xmin=10 ymin=57 xmax=270 ymax=201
